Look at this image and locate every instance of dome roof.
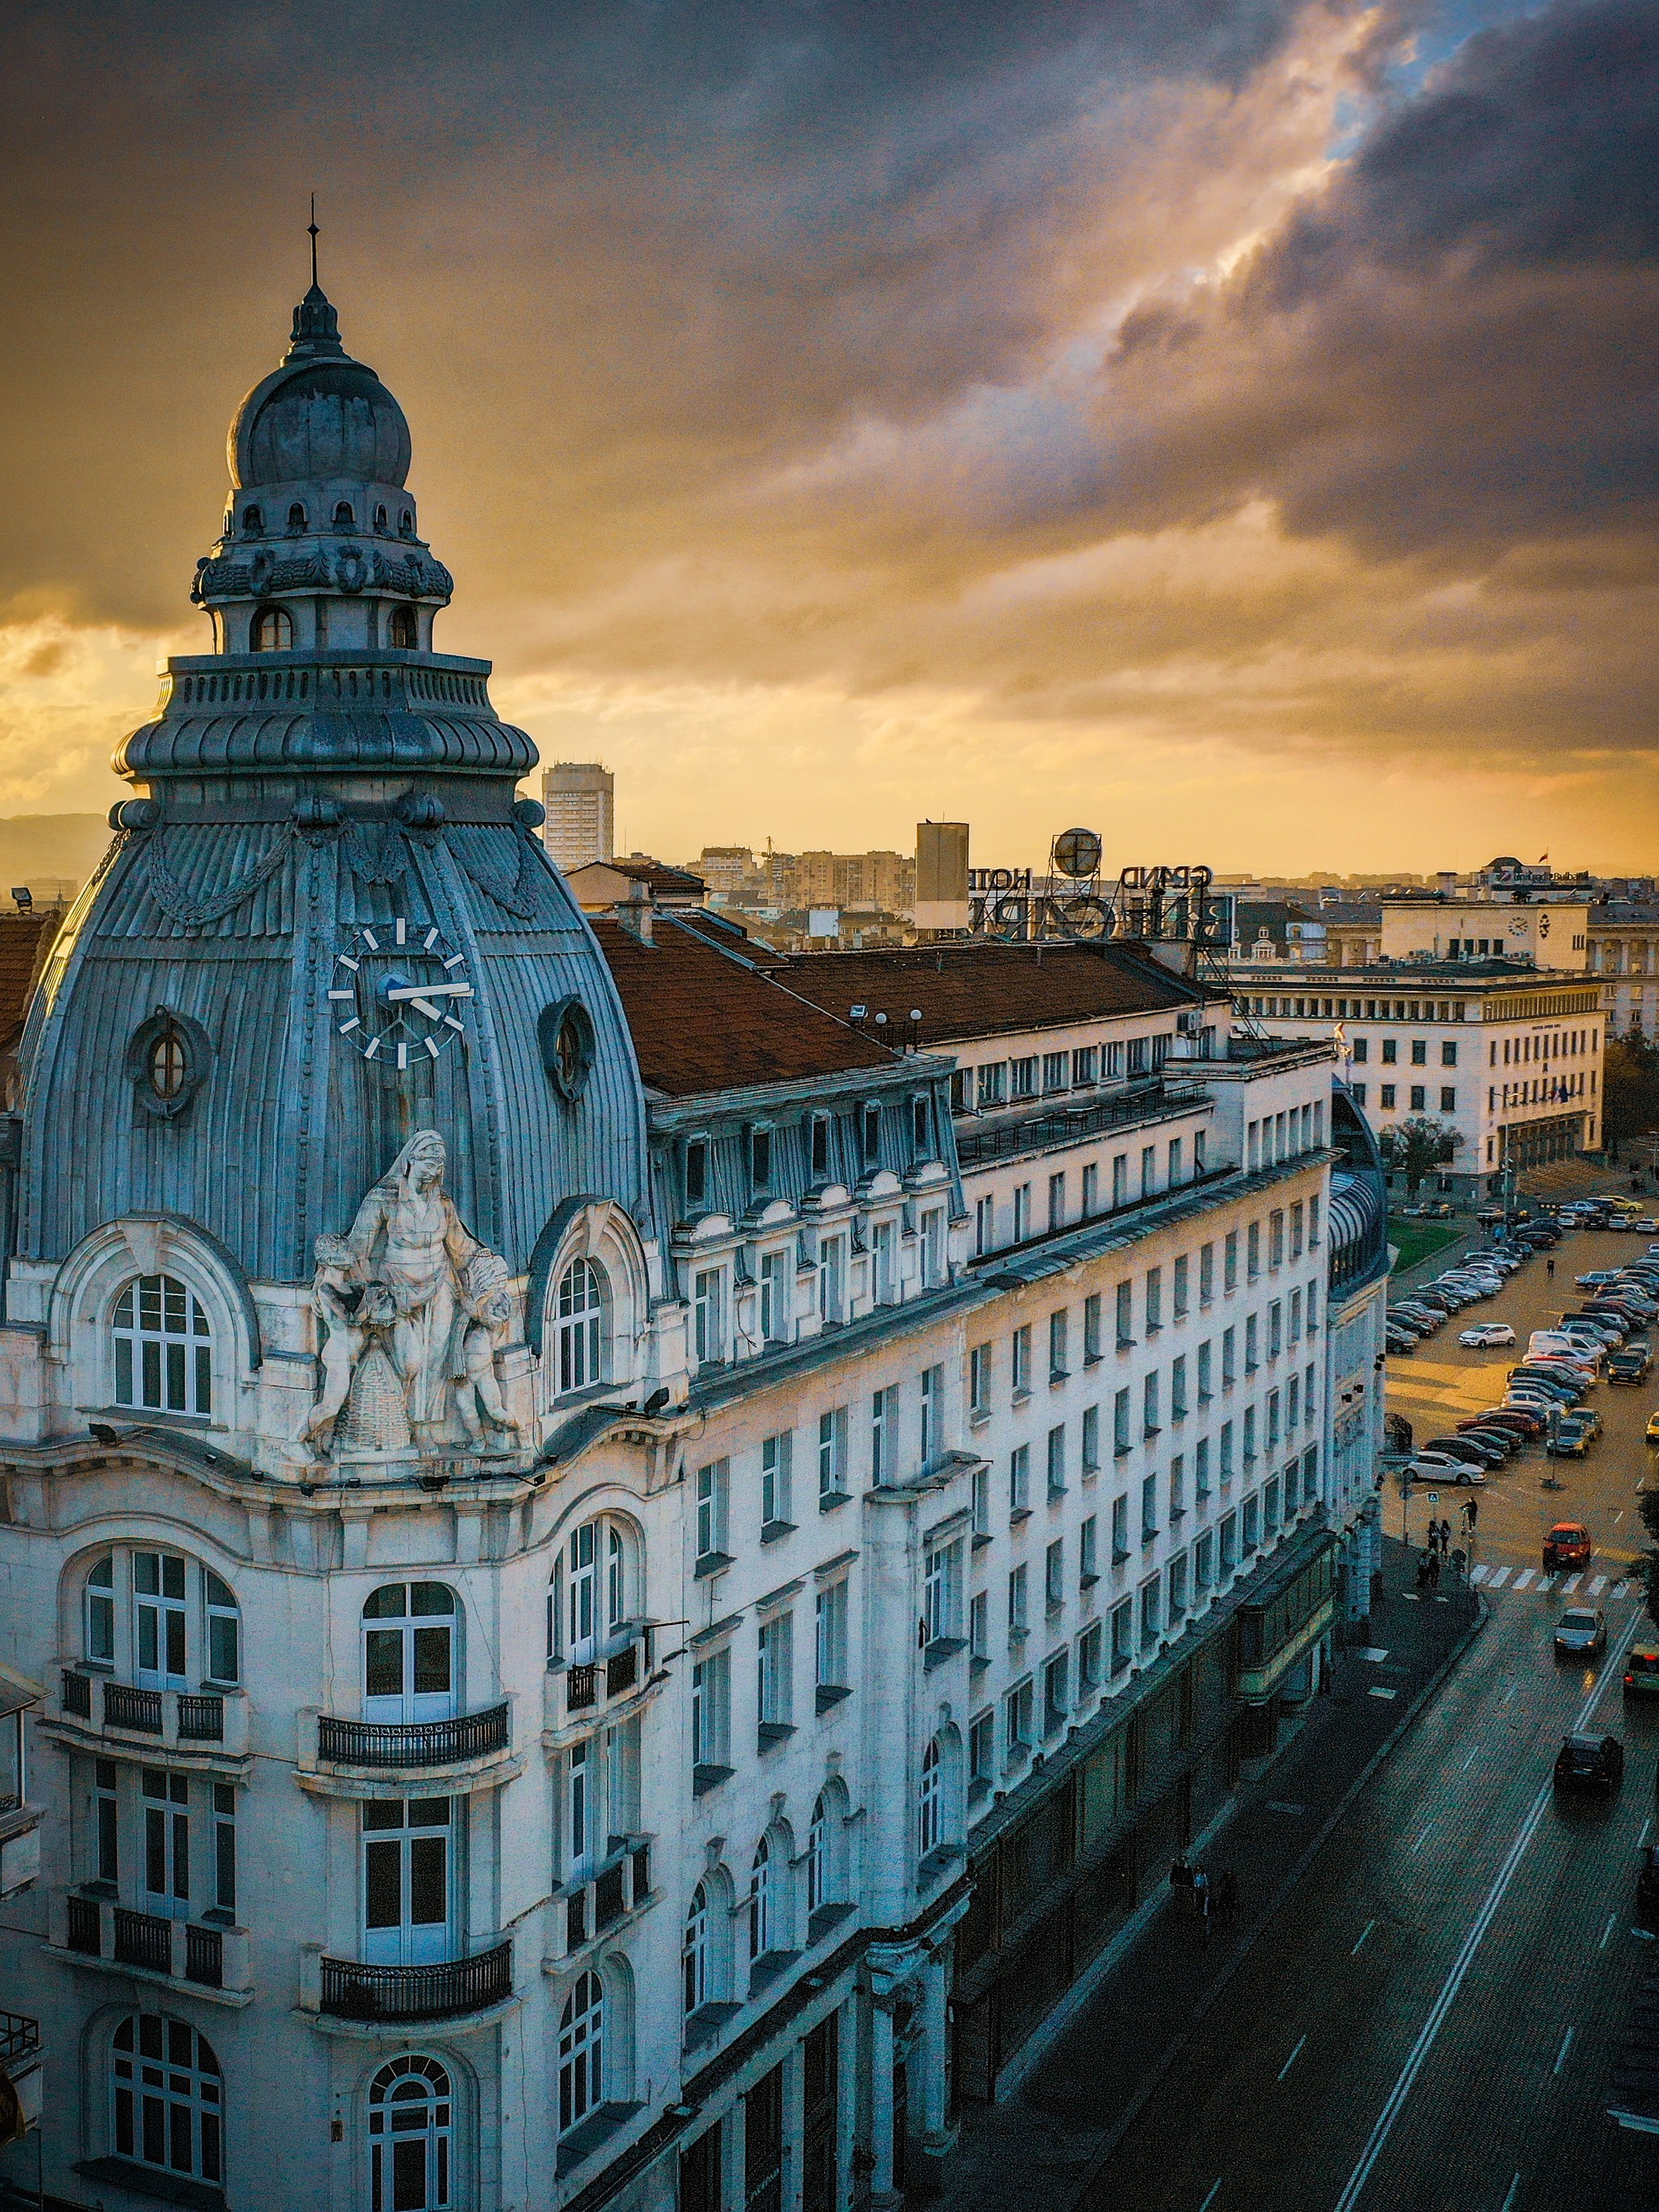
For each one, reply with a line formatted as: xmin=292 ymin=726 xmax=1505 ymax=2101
xmin=229 ymin=286 xmax=412 ymax=491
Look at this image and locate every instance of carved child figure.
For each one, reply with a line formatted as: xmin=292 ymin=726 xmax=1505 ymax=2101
xmin=453 ymin=1251 xmax=521 ymax=1443
xmin=304 ymin=1233 xmax=365 ymax=1446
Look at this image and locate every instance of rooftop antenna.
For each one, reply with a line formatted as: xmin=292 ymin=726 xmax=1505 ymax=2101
xmin=308 ymin=194 xmax=320 ymax=288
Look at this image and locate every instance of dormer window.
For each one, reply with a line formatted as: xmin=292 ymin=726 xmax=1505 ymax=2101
xmin=911 ymin=1095 xmax=932 ymax=1152
xmin=240 ymin=505 xmax=263 ymax=535
xmin=251 ymin=605 xmax=293 ymax=652
xmin=809 ymin=1114 xmax=830 ymax=1179
xmin=861 ymin=1102 xmax=881 ymax=1161
xmin=399 ymin=510 xmax=415 ymax=538
xmin=333 ymin=501 xmax=356 ymax=528
xmin=287 ymin=502 xmax=307 ymax=531
xmin=750 ymin=1127 xmax=772 ymax=1191
xmin=684 ymin=1139 xmax=709 ymax=1210
xmin=387 ymin=604 xmax=418 ymax=650
xmin=374 ymin=504 xmax=388 ymax=529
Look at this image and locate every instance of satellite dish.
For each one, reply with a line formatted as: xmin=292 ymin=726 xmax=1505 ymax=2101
xmin=1052 ymin=828 xmax=1102 ymax=880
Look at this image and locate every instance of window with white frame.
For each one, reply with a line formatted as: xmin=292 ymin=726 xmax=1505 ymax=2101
xmin=557 ymin=1971 xmax=604 ymax=2135
xmin=760 ymin=1432 xmax=793 ymax=1532
xmin=555 ymin=1259 xmax=606 ymax=1394
xmin=816 ymin=1577 xmax=849 ymax=1694
xmin=692 ymin=1267 xmax=725 ymax=1366
xmin=694 ymin=1461 xmax=730 ymax=1566
xmin=757 ymin=1613 xmax=794 ymax=1731
xmin=919 ymin=1207 xmax=945 ymax=1286
xmin=919 ymin=1365 xmax=941 ymax=1464
xmin=747 ymin=1835 xmax=776 ymax=1963
xmin=817 ymin=1408 xmax=848 ymax=1502
xmin=691 ymin=1646 xmax=731 ymax=1778
xmin=872 ymin=1217 xmax=896 ymax=1303
xmin=923 ymin=1537 xmax=962 ymax=1647
xmin=81 ymin=1548 xmax=241 ymax=1690
xmin=548 ymin=1520 xmax=632 ymax=1662
xmin=112 ymin=2013 xmax=223 ymax=2188
xmin=871 ymin=1384 xmax=900 ymax=1481
xmin=758 ymin=1247 xmax=792 ymax=1344
xmin=369 ymin=2054 xmax=452 ymax=2212
xmin=113 ymin=1274 xmax=212 ymax=1417
xmin=817 ymin=1235 xmax=846 ymax=1323
xmin=684 ymin=1882 xmax=711 ymax=2014
xmin=919 ymin=1737 xmax=944 ymax=1856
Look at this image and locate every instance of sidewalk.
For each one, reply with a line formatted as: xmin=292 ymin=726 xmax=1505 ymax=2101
xmin=936 ymin=1539 xmax=1482 ymax=2212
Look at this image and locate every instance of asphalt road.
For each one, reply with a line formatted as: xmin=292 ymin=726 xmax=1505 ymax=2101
xmin=1073 ymin=1226 xmax=1659 ymax=2212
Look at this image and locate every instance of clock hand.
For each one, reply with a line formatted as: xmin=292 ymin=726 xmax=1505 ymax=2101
xmin=384 ymin=981 xmax=475 ymax=1002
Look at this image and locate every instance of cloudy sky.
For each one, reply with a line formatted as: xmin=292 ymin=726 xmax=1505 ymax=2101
xmin=2 ymin=0 xmax=1655 ymax=872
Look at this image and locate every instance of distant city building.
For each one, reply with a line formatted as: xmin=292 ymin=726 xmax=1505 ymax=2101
xmin=541 ymin=760 xmax=615 ymax=871
xmin=565 ymin=853 xmax=706 ymax=914
xmin=915 ymin=820 xmax=970 ymax=933
xmin=1589 ymin=903 xmax=1659 ymax=1036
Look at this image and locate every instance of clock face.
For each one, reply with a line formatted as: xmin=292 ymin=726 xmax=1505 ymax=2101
xmin=329 ymin=917 xmax=474 ymax=1067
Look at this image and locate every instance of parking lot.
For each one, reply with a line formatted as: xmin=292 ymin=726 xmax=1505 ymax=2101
xmin=1385 ymin=1225 xmax=1658 ymax=1583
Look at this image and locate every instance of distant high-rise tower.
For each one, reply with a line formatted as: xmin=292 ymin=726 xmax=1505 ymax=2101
xmin=541 ymin=761 xmax=615 ymax=871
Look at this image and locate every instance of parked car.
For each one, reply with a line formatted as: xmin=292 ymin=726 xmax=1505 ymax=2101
xmin=1611 ymin=1349 xmax=1653 ymax=1383
xmin=1466 ymin=1408 xmax=1545 ymax=1437
xmin=1563 ymin=1406 xmax=1602 ymax=1438
xmin=1424 ymin=1433 xmax=1507 ymax=1467
xmin=1546 ymin=1425 xmax=1589 ymax=1457
xmin=1555 ymin=1607 xmax=1608 ymax=1659
xmin=1554 ymin=1733 xmax=1624 ymax=1796
xmin=1577 ymin=1270 xmax=1625 ymax=1287
xmin=1543 ymin=1522 xmax=1592 ymax=1570
xmin=1460 ymin=1323 xmax=1516 ymax=1348
xmin=1407 ymin=1452 xmax=1485 ymax=1485
xmin=1627 ymin=1647 xmax=1659 ymax=1698
xmin=1459 ymin=1427 xmax=1521 ymax=1458
xmin=1385 ymin=1328 xmax=1418 ymax=1355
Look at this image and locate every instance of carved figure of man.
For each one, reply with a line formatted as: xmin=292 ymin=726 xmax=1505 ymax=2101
xmin=454 ymin=1250 xmax=522 ymax=1443
xmin=304 ymin=1234 xmax=365 ymax=1444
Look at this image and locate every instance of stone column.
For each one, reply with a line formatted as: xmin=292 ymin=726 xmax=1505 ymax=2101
xmin=913 ymin=1944 xmax=951 ymax=2198
xmin=868 ymin=1997 xmax=901 ymax=2212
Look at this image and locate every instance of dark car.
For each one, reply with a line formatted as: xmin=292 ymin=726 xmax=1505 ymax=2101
xmin=1425 ymin=1434 xmax=1505 ymax=1467
xmin=1554 ymin=1733 xmax=1624 ymax=1796
xmin=1623 ymin=1647 xmax=1659 ymax=1699
xmin=1610 ymin=1353 xmax=1652 ymax=1385
xmin=1554 ymin=1607 xmax=1607 ymax=1659
xmin=1637 ymin=1845 xmax=1659 ymax=1929
xmin=1543 ymin=1522 xmax=1592 ymax=1571
xmin=1459 ymin=1426 xmax=1521 ymax=1457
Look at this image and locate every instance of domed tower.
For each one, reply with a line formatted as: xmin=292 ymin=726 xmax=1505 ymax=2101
xmin=10 ymin=283 xmax=650 ymax=1458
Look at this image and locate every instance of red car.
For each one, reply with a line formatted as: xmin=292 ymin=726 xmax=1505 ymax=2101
xmin=1463 ymin=1409 xmax=1545 ymax=1437
xmin=1543 ymin=1522 xmax=1592 ymax=1571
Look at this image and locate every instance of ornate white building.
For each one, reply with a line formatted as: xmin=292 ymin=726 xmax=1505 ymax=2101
xmin=0 ymin=288 xmax=1385 ymax=2212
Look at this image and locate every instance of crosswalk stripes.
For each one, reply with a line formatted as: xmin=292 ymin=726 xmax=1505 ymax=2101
xmin=1467 ymin=1564 xmax=1640 ymax=1600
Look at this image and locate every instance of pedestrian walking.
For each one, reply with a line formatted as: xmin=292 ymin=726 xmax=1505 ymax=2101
xmin=1441 ymin=1516 xmax=1453 ymax=1552
xmin=1546 ymin=1255 xmax=1555 ymax=1279
xmin=1464 ymin=1495 xmax=1479 ymax=1532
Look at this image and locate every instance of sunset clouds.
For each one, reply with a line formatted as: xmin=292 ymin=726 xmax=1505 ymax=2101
xmin=2 ymin=0 xmax=1655 ymax=867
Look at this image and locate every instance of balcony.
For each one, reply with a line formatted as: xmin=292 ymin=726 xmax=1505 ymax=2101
xmin=59 ymin=1893 xmax=249 ymax=1999
xmin=545 ymin=1633 xmax=653 ymax=1736
xmin=50 ymin=1669 xmax=248 ymax=1760
xmin=549 ymin=1839 xmax=654 ymax=1962
xmin=320 ymin=1941 xmax=512 ymax=2023
xmin=317 ymin=1703 xmax=509 ymax=1771
xmin=956 ymin=1083 xmax=1207 ymax=1170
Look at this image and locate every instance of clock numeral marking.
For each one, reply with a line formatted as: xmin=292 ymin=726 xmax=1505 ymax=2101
xmin=396 ymin=1042 xmax=409 ymax=1071
xmin=442 ymin=1014 xmax=465 ymax=1033
xmin=326 ymin=989 xmax=354 ymax=1001
xmin=338 ymin=1016 xmax=361 ymax=1035
xmin=394 ymin=918 xmax=407 ymax=946
xmin=364 ymin=1035 xmax=382 ymax=1060
xmin=443 ymin=953 xmax=466 ymax=971
xmin=337 ymin=955 xmax=360 ymax=972
xmin=424 ymin=1037 xmax=441 ymax=1059
xmin=424 ymin=928 xmax=440 ymax=950
xmin=360 ymin=927 xmax=381 ymax=952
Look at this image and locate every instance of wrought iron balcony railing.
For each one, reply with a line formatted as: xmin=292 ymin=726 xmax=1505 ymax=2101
xmin=316 ymin=1702 xmax=510 ymax=1770
xmin=320 ymin=1942 xmax=512 ymax=2022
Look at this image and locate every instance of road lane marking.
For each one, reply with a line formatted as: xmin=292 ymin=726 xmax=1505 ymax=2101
xmin=1641 ymin=1817 xmax=1653 ymax=1849
xmin=1277 ymin=2034 xmax=1307 ymax=2082
xmin=1332 ymin=1610 xmax=1645 ymax=2212
xmin=1512 ymin=1570 xmax=1537 ymax=1591
xmin=1614 ymin=1511 xmax=1625 ymax=1525
xmin=1198 ymin=2181 xmax=1222 ymax=2212
xmin=1461 ymin=1746 xmax=1481 ymax=1771
xmin=1553 ymin=2026 xmax=1575 ymax=2075
xmin=1499 ymin=2176 xmax=1521 ymax=2212
xmin=1351 ymin=1919 xmax=1377 ymax=1958
xmin=1368 ymin=1686 xmax=1397 ymax=1699
xmin=1410 ymin=1822 xmax=1435 ymax=1856
xmin=1601 ymin=1912 xmax=1619 ymax=1950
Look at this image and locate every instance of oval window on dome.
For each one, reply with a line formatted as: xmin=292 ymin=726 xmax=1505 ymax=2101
xmin=539 ymin=998 xmax=596 ymax=1102
xmin=387 ymin=605 xmax=417 ymax=650
xmin=251 ymin=606 xmax=293 ymax=652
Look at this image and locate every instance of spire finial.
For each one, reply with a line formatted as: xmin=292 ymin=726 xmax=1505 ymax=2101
xmin=309 ymin=193 xmax=319 ymax=290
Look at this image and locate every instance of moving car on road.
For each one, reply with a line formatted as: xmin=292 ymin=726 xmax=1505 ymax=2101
xmin=1555 ymin=1607 xmax=1608 ymax=1659
xmin=1624 ymin=1647 xmax=1659 ymax=1698
xmin=1543 ymin=1522 xmax=1592 ymax=1571
xmin=1460 ymin=1323 xmax=1516 ymax=1347
xmin=1554 ymin=1733 xmax=1624 ymax=1796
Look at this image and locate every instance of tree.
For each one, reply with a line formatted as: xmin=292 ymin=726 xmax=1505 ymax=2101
xmin=1378 ymin=1115 xmax=1464 ymax=1200
xmin=1600 ymin=1026 xmax=1659 ymax=1163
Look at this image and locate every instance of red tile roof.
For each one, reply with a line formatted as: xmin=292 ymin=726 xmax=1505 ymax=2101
xmin=591 ymin=915 xmax=903 ymax=1097
xmin=757 ymin=940 xmax=1218 ymax=1046
xmin=0 ymin=913 xmax=56 ymax=1051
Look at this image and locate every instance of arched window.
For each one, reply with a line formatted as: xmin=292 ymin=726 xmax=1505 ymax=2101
xmin=388 ymin=604 xmax=418 ymax=650
xmin=287 ymin=502 xmax=307 ymax=531
xmin=251 ymin=605 xmax=293 ymax=652
xmin=85 ymin=1554 xmax=115 ymax=1662
xmin=549 ymin=1518 xmax=633 ymax=1667
xmin=399 ymin=509 xmax=415 ymax=538
xmin=369 ymin=2055 xmax=452 ymax=2212
xmin=241 ymin=505 xmax=262 ymax=535
xmin=112 ymin=2013 xmax=222 ymax=2186
xmin=748 ymin=1836 xmax=773 ymax=1963
xmin=919 ymin=1738 xmax=943 ymax=1857
xmin=556 ymin=1260 xmax=606 ymax=1396
xmin=375 ymin=504 xmax=389 ymax=530
xmin=113 ymin=1274 xmax=211 ymax=1416
xmin=557 ymin=1971 xmax=604 ymax=2135
xmin=683 ymin=1882 xmax=709 ymax=2014
xmin=363 ymin=1583 xmax=458 ymax=1721
xmin=806 ymin=1797 xmax=826 ymax=1916
xmin=334 ymin=501 xmax=356 ymax=528
xmin=78 ymin=1548 xmax=239 ymax=1686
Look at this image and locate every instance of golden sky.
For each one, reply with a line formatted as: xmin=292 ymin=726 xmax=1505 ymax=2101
xmin=2 ymin=0 xmax=1656 ymax=872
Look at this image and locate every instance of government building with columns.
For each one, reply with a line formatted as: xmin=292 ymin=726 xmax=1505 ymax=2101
xmin=0 ymin=286 xmax=1385 ymax=2212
